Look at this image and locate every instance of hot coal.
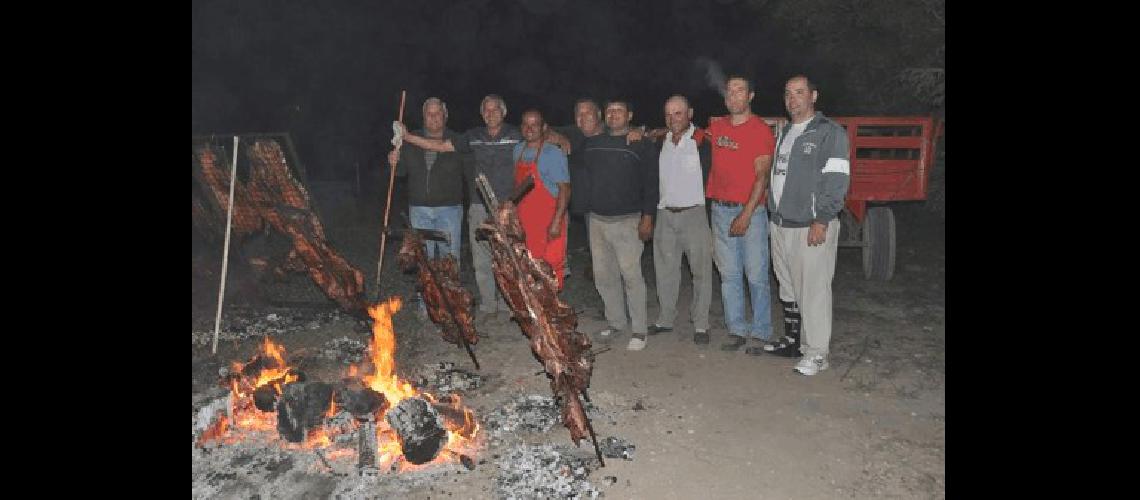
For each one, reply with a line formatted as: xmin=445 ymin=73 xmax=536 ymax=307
xmin=494 ymin=443 xmax=600 ymax=499
xmin=276 ymin=381 xmax=335 ymax=443
xmin=334 ymin=378 xmax=388 ymax=417
xmin=599 ymin=436 xmax=635 ymax=460
xmin=194 ymin=395 xmax=231 ymax=445
xmin=385 ymin=397 xmax=448 ymax=464
xmin=430 ymin=396 xmax=476 ymax=437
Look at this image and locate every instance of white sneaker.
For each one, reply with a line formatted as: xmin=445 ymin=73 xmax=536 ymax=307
xmin=794 ymin=355 xmax=829 ymax=376
xmin=627 ymin=334 xmax=647 ymax=351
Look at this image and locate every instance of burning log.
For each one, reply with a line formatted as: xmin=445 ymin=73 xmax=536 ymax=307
xmin=275 ymin=381 xmax=335 ymax=443
xmin=240 ymin=353 xmax=284 ymax=378
xmin=385 ymin=396 xmax=448 ymax=465
xmin=334 ymin=377 xmax=389 ymax=418
xmin=396 ymin=227 xmax=480 ymax=370
xmin=252 ymin=369 xmax=307 ymax=412
xmin=252 ymin=384 xmax=279 ymax=412
xmin=473 ymin=174 xmax=604 ymax=466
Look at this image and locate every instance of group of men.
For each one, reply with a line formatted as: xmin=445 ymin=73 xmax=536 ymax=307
xmin=388 ymin=74 xmax=849 ymax=376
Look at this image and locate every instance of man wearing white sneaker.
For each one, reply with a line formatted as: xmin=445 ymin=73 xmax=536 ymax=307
xmin=767 ymin=75 xmax=850 ymax=376
xmin=577 ymin=99 xmax=659 ymax=351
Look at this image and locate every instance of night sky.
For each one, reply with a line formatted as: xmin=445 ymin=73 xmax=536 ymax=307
xmin=192 ymin=0 xmax=938 ymax=184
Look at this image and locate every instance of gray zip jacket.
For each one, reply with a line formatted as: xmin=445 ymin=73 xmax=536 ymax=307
xmin=767 ymin=112 xmax=850 ymax=227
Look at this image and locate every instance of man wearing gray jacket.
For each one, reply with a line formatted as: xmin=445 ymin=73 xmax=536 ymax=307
xmin=766 ymin=75 xmax=850 ymax=376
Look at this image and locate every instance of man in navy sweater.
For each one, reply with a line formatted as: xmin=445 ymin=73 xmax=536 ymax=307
xmin=575 ymin=99 xmax=659 ymax=351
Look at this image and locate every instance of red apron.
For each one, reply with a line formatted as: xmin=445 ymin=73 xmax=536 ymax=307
xmin=514 ymin=142 xmax=567 ymax=289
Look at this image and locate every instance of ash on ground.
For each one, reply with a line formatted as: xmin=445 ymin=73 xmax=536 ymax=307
xmin=320 ymin=336 xmax=368 ymax=364
xmin=192 ymin=307 xmax=349 ymax=346
xmin=415 ymin=362 xmax=483 ymax=393
xmin=494 ymin=443 xmax=601 ymax=500
xmin=484 ymin=394 xmax=615 ymax=443
xmin=192 ymin=410 xmax=475 ymax=499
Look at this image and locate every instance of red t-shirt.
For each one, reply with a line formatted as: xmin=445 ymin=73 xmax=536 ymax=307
xmin=705 ymin=114 xmax=775 ymax=205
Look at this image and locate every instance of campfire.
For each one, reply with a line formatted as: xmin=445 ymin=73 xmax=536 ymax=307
xmin=196 ymin=296 xmax=480 ymax=473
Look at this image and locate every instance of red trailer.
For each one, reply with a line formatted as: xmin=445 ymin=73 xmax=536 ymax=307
xmin=760 ymin=116 xmax=944 ymax=280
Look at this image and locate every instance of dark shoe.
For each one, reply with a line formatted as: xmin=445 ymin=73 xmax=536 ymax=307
xmin=693 ymin=330 xmax=710 ymax=345
xmin=762 ymin=335 xmax=800 ymax=357
xmin=648 ymin=324 xmax=673 ymax=336
xmin=720 ymin=335 xmax=747 ymax=351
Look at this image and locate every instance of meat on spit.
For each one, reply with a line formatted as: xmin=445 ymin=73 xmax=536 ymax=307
xmin=396 ymin=226 xmax=480 ymax=369
xmin=473 ymin=174 xmax=604 ymax=466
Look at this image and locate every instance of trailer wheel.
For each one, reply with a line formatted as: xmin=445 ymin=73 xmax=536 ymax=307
xmin=862 ymin=206 xmax=896 ymax=281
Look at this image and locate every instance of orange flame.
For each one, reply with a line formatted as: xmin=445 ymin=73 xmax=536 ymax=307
xmin=364 ymin=297 xmax=417 ymax=404
xmin=253 ymin=336 xmax=296 ymax=388
xmin=209 ymin=296 xmax=482 ymax=468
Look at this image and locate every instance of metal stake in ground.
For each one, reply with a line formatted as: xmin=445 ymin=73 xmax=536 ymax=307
xmin=212 ymin=135 xmax=240 ymax=355
xmin=374 ymin=89 xmax=407 ymax=298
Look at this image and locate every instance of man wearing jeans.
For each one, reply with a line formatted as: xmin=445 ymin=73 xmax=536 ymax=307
xmin=577 ymin=99 xmax=659 ymax=351
xmin=705 ymin=76 xmax=775 ymax=353
xmin=387 ymin=97 xmax=470 ymax=315
xmin=399 ymin=95 xmax=520 ymax=321
xmin=766 ymin=75 xmax=850 ymax=375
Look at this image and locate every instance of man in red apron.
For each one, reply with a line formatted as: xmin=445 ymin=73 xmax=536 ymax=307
xmin=513 ymin=109 xmax=571 ymax=289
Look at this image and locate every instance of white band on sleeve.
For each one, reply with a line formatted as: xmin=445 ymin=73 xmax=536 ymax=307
xmin=822 ymin=158 xmax=849 ymax=175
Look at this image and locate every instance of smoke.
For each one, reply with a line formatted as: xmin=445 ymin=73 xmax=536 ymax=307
xmin=695 ymin=57 xmax=727 ymax=97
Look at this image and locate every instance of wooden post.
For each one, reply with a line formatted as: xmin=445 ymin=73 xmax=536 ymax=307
xmin=212 ymin=136 xmax=240 ymax=355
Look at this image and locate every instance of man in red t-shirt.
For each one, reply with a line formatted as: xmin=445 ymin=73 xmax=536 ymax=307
xmin=706 ymin=76 xmax=776 ymax=354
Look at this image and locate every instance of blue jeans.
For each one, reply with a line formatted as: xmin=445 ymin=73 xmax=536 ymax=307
xmin=710 ymin=203 xmax=772 ymax=339
xmin=409 ymin=205 xmax=463 ymax=270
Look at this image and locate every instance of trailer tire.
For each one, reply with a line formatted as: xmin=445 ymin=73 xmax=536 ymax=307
xmin=862 ymin=206 xmax=896 ymax=281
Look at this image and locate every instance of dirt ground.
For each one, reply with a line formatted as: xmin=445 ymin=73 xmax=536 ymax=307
xmin=192 ymin=199 xmax=944 ymax=499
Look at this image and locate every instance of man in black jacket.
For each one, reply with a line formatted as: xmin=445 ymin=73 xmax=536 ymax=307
xmin=576 ymin=99 xmax=659 ymax=351
xmin=398 ymin=94 xmax=519 ymax=320
xmin=387 ymin=97 xmax=470 ymax=314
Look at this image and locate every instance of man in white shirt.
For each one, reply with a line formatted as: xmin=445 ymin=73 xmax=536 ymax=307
xmin=649 ymin=95 xmax=714 ymax=345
